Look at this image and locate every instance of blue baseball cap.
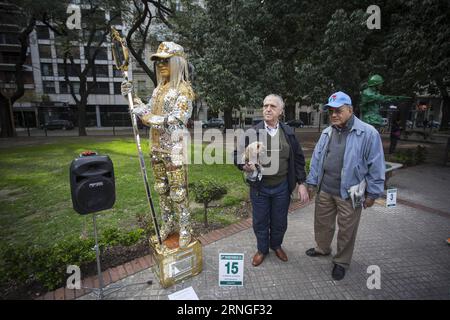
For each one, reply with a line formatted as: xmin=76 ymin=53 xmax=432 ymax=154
xmin=323 ymin=91 xmax=352 ymax=110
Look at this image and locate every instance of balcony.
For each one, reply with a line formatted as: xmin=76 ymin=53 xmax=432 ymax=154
xmin=0 ymin=43 xmax=21 ymax=52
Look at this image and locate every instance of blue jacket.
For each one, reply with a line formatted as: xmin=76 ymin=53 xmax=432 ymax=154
xmin=306 ymin=116 xmax=385 ymax=199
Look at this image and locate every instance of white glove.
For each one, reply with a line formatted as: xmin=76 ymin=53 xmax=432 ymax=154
xmin=130 ymin=98 xmax=148 ymax=118
xmin=121 ymin=80 xmax=133 ymax=96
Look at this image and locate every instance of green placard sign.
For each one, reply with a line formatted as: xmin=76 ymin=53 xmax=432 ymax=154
xmin=219 ymin=253 xmax=244 ymax=286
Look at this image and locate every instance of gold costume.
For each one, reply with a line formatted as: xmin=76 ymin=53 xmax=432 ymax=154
xmin=132 ymin=42 xmax=195 ymax=248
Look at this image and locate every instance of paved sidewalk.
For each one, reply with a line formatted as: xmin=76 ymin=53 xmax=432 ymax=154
xmin=388 ymin=164 xmax=450 ymax=214
xmin=78 ymin=199 xmax=450 ymax=300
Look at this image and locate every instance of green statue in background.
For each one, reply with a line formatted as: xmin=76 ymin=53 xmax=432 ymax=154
xmin=360 ymin=74 xmax=410 ymax=128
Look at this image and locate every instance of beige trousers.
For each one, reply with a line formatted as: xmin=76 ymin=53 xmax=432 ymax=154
xmin=314 ymin=191 xmax=362 ymax=268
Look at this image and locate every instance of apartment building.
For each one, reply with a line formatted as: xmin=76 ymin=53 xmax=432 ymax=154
xmin=0 ymin=1 xmax=36 ymax=128
xmin=1 ymin=1 xmax=163 ymax=129
xmin=29 ymin=15 xmax=133 ymax=128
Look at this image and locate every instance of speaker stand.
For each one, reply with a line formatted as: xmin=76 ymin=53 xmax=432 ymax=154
xmin=82 ymin=213 xmax=152 ymax=300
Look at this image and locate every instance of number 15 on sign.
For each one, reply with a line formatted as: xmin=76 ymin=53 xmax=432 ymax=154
xmin=219 ymin=253 xmax=244 ymax=286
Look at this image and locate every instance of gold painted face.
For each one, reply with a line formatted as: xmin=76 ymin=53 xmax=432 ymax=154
xmin=156 ymin=58 xmax=171 ymax=79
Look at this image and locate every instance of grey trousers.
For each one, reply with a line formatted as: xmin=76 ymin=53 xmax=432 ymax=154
xmin=314 ymin=191 xmax=362 ymax=268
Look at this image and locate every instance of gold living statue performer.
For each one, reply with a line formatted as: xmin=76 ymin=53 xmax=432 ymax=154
xmin=121 ymin=42 xmax=195 ymax=248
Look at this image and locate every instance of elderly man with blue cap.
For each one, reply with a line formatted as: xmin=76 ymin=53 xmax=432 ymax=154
xmin=305 ymin=91 xmax=385 ymax=280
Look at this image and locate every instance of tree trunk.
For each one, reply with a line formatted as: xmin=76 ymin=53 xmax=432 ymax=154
xmin=285 ymin=103 xmax=295 ymax=121
xmin=223 ymin=108 xmax=233 ymax=129
xmin=78 ymin=96 xmax=87 ymax=136
xmin=191 ymin=100 xmax=198 ymax=121
xmin=203 ymin=203 xmax=208 ymax=228
xmin=0 ymin=16 xmax=35 ymax=138
xmin=0 ymin=96 xmax=15 ymax=137
xmin=399 ymin=102 xmax=409 ymax=133
xmin=196 ymin=100 xmax=203 ymax=120
xmin=438 ymin=85 xmax=449 ymax=131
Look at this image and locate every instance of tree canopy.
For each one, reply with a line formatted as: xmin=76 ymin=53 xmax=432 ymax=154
xmin=171 ymin=0 xmax=449 ymax=129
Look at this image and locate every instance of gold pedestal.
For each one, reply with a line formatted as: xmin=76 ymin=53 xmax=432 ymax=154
xmin=150 ymin=233 xmax=202 ymax=288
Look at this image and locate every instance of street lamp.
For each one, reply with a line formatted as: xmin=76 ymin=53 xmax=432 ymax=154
xmin=0 ymin=80 xmax=17 ymax=137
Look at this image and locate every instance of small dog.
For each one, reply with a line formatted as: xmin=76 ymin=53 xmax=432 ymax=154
xmin=242 ymin=142 xmax=266 ymax=182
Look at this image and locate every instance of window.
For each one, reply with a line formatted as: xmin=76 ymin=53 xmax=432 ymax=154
xmin=0 ymin=52 xmax=19 ymax=64
xmin=59 ymin=81 xmax=68 ymax=94
xmin=23 ymin=71 xmax=34 ymax=84
xmin=55 ymin=46 xmax=64 ymax=59
xmin=113 ymin=67 xmax=122 ymax=78
xmin=56 ymin=46 xmax=80 ymax=59
xmin=0 ymin=32 xmax=19 ymax=44
xmin=71 ymin=46 xmax=80 ymax=60
xmin=137 ymin=81 xmax=146 ymax=95
xmin=81 ymin=28 xmax=104 ymax=43
xmin=81 ymin=9 xmax=105 ymax=26
xmin=36 ymin=26 xmax=50 ymax=39
xmin=93 ymin=10 xmax=106 ymax=24
xmin=109 ymin=10 xmax=122 ymax=25
xmin=43 ymin=81 xmax=56 ymax=93
xmin=41 ymin=63 xmax=54 ymax=76
xmin=95 ymin=30 xmax=105 ymax=43
xmin=113 ymin=82 xmax=122 ymax=95
xmin=58 ymin=63 xmax=81 ymax=77
xmin=1 ymin=70 xmax=33 ymax=84
xmin=84 ymin=46 xmax=108 ymax=60
xmin=39 ymin=44 xmax=52 ymax=59
xmin=88 ymin=82 xmax=110 ymax=94
xmin=60 ymin=81 xmax=80 ymax=94
xmin=0 ymin=71 xmax=15 ymax=82
xmin=88 ymin=65 xmax=109 ymax=77
xmin=55 ymin=29 xmax=80 ymax=42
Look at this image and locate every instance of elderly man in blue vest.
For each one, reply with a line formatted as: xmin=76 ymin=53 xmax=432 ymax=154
xmin=306 ymin=91 xmax=385 ymax=280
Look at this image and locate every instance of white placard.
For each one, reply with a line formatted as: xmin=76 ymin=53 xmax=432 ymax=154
xmin=168 ymin=286 xmax=199 ymax=300
xmin=386 ymin=188 xmax=397 ymax=208
xmin=219 ymin=253 xmax=244 ymax=286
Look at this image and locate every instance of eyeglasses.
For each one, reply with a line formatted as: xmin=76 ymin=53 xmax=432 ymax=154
xmin=156 ymin=58 xmax=169 ymax=65
xmin=328 ymin=108 xmax=345 ymax=115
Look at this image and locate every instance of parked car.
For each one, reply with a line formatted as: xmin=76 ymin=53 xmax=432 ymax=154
xmin=429 ymin=120 xmax=440 ymax=128
xmin=202 ymin=118 xmax=224 ymax=129
xmin=285 ymin=119 xmax=304 ymax=128
xmin=415 ymin=120 xmax=439 ymax=128
xmin=42 ymin=119 xmax=74 ymax=130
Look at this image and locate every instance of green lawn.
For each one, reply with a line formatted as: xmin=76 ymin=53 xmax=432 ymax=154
xmin=0 ymin=137 xmax=248 ymax=247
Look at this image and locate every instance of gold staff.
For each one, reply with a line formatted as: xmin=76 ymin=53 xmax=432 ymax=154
xmin=110 ymin=27 xmax=162 ymax=246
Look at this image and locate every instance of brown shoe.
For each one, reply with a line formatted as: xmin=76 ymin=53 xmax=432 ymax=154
xmin=252 ymin=251 xmax=265 ymax=266
xmin=274 ymin=248 xmax=288 ymax=262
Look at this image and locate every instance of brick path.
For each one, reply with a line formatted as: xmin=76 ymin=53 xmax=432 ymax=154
xmin=35 ymin=163 xmax=450 ymax=300
xmin=72 ymin=199 xmax=449 ymax=300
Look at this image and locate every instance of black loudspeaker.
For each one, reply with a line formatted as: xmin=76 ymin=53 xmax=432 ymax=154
xmin=70 ymin=153 xmax=115 ymax=214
